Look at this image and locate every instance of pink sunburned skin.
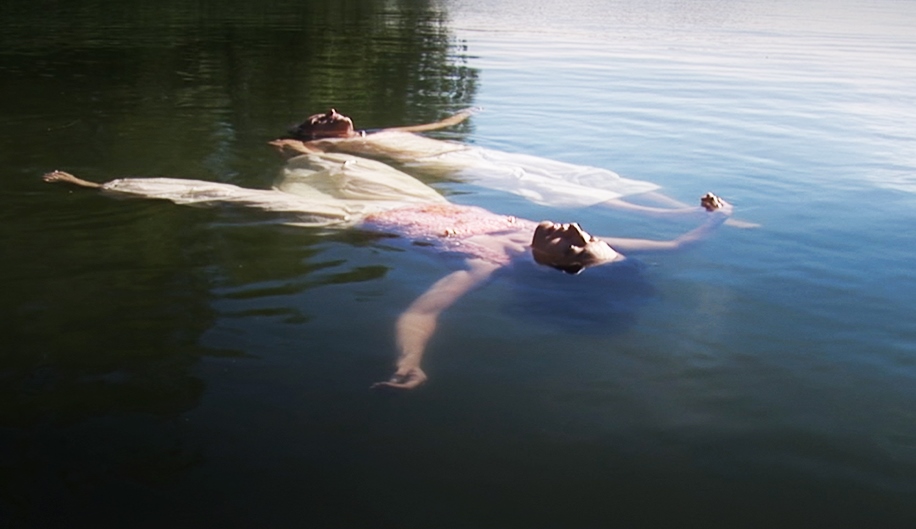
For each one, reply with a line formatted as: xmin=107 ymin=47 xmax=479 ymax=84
xmin=361 ymin=203 xmax=534 ymax=264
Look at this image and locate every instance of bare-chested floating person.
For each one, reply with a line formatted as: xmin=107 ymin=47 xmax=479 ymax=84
xmin=44 ymin=147 xmax=731 ymax=390
xmin=270 ymin=108 xmax=744 ymax=221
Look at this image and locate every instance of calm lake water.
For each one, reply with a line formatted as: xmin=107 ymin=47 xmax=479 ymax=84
xmin=2 ymin=0 xmax=915 ymax=527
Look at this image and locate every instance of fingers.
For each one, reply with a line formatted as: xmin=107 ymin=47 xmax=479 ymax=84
xmin=370 ymin=368 xmax=428 ymax=391
xmin=370 ymin=380 xmax=419 ymax=390
xmin=43 ymin=170 xmax=66 ymax=182
xmin=455 ymin=106 xmax=483 ymax=116
xmin=370 ymin=379 xmax=423 ymax=390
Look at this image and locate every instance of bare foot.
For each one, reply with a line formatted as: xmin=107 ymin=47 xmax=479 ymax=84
xmin=42 ymin=170 xmax=101 ymax=188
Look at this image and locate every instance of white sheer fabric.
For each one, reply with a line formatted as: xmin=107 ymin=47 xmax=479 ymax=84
xmin=101 ymin=152 xmax=446 ymax=227
xmin=314 ymin=131 xmax=660 ymax=207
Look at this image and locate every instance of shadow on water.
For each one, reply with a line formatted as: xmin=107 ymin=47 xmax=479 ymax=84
xmin=502 ymin=258 xmax=656 ymax=335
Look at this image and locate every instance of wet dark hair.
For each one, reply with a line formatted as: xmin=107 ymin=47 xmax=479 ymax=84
xmin=288 ymin=108 xmax=354 ymax=140
xmin=531 ymin=242 xmax=586 ymax=275
xmin=531 ymin=247 xmax=588 ymax=275
xmin=530 ymin=221 xmax=596 ymax=275
xmin=552 ymin=263 xmax=585 ymax=275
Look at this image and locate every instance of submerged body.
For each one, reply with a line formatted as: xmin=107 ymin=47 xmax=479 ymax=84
xmin=272 ymin=108 xmax=741 ymax=222
xmin=89 ymin=151 xmax=618 ymax=268
xmin=44 ymin=141 xmax=731 ymax=390
xmin=309 ymin=130 xmax=661 ymax=207
xmin=99 ymin=152 xmax=446 ymax=228
xmin=87 ymin=153 xmax=537 ymax=267
xmin=275 ymin=109 xmax=759 ymax=229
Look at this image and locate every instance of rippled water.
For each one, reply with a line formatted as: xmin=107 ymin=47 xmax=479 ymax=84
xmin=2 ymin=0 xmax=915 ymax=527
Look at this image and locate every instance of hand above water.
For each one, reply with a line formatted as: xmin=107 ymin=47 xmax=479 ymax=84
xmin=702 ymin=192 xmax=738 ymax=217
xmin=700 ymin=192 xmax=727 ymax=212
xmin=268 ymin=139 xmax=316 ymax=157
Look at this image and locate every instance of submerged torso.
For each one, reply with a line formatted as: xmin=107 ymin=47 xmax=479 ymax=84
xmin=360 ymin=203 xmax=537 ymax=265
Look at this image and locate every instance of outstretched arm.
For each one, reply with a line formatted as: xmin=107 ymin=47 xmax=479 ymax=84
xmin=604 ymin=192 xmax=758 ymax=228
xmin=599 ymin=197 xmax=733 ymax=254
xmin=381 ymin=107 xmax=479 ymax=134
xmin=268 ymin=108 xmax=479 ymax=158
xmin=372 ymin=259 xmax=499 ymax=390
xmin=42 ymin=170 xmax=104 ymax=188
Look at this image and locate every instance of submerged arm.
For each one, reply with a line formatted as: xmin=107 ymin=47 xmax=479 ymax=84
xmin=604 ymin=192 xmax=758 ymax=228
xmin=42 ymin=170 xmax=104 ymax=189
xmin=267 ymin=138 xmax=321 ymax=157
xmin=599 ymin=201 xmax=733 ymax=254
xmin=372 ymin=259 xmax=499 ymax=390
xmin=269 ymin=108 xmax=478 ymax=157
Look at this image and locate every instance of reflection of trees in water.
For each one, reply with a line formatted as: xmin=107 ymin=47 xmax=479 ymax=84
xmin=0 ymin=201 xmax=216 ymax=524
xmin=2 ymin=203 xmax=215 ymax=426
xmin=1 ymin=198 xmax=401 ymax=523
xmin=1 ymin=1 xmax=477 ymax=521
xmin=1 ymin=0 xmax=479 ymax=183
xmin=1 ymin=205 xmax=395 ymax=526
xmin=2 ymin=0 xmax=476 ymax=417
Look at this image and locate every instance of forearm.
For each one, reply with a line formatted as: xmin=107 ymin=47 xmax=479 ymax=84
xmin=373 ymin=262 xmax=496 ymax=390
xmin=268 ymin=139 xmax=321 ymax=157
xmin=671 ymin=214 xmax=728 ymax=248
xmin=600 ymin=211 xmax=729 ymax=253
xmin=394 ymin=264 xmax=494 ymax=367
xmin=369 ymin=304 xmax=439 ymax=390
xmin=382 ymin=108 xmax=477 ymax=133
xmin=394 ymin=311 xmax=438 ymax=370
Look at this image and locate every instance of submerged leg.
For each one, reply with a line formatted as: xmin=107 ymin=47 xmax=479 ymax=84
xmin=42 ymin=170 xmax=103 ymax=189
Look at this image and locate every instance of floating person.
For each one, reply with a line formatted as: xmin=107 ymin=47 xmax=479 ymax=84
xmin=43 ymin=155 xmax=732 ymax=390
xmin=270 ymin=108 xmax=740 ymax=221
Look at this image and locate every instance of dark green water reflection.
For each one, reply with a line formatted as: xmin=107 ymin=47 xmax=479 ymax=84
xmin=2 ymin=1 xmax=476 ymax=526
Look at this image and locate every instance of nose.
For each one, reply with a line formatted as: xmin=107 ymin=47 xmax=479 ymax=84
xmin=568 ymin=223 xmax=590 ymax=243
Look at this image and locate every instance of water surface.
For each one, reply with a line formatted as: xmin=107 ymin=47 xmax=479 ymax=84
xmin=2 ymin=0 xmax=915 ymax=527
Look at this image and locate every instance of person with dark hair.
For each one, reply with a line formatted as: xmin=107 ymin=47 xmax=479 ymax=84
xmin=44 ymin=153 xmax=731 ymax=390
xmin=271 ymin=108 xmax=737 ymax=220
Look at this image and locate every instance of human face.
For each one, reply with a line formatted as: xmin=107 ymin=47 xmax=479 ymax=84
xmin=530 ymin=221 xmax=619 ymax=274
xmin=293 ymin=108 xmax=356 ymax=139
